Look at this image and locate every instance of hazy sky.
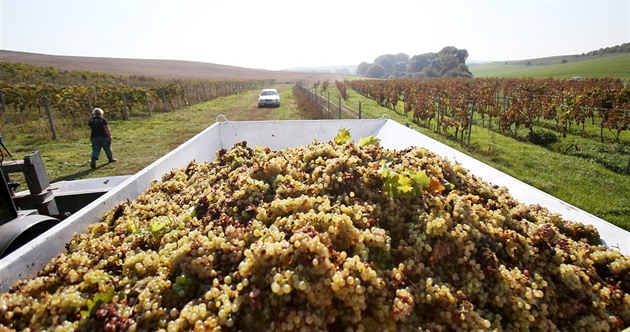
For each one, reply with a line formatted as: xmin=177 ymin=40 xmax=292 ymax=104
xmin=1 ymin=0 xmax=628 ymax=70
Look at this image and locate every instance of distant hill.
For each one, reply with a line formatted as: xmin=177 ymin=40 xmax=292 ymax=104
xmin=470 ymin=53 xmax=630 ymax=79
xmin=287 ymin=65 xmax=358 ymax=75
xmin=0 ymin=50 xmax=331 ymax=82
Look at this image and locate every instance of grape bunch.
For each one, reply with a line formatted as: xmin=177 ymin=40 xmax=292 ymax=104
xmin=0 ymin=133 xmax=628 ymax=331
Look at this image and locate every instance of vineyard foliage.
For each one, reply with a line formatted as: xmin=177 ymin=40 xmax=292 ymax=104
xmin=0 ymin=62 xmax=270 ymax=139
xmin=348 ymin=78 xmax=630 ymax=143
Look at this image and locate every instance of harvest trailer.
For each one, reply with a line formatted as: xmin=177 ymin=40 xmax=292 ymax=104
xmin=0 ymin=148 xmax=128 ymax=259
xmin=0 ymin=119 xmax=628 ymax=292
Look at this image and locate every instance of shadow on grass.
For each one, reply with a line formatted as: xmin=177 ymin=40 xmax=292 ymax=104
xmin=51 ymin=163 xmax=109 ymax=183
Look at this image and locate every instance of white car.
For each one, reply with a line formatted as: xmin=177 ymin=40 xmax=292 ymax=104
xmin=258 ymin=89 xmax=280 ymax=108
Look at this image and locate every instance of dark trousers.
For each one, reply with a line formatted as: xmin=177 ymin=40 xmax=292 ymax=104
xmin=90 ymin=136 xmax=114 ymax=161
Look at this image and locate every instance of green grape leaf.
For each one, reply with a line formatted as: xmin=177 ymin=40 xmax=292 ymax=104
xmin=440 ymin=179 xmax=455 ymax=191
xmin=126 ymin=219 xmax=139 ymax=235
xmin=381 ymin=166 xmax=435 ymax=199
xmin=396 ymin=175 xmax=414 ymax=196
xmin=408 ymin=170 xmax=430 ymax=189
xmin=81 ymin=287 xmax=115 ymax=318
xmin=150 ymin=219 xmax=169 ymax=241
xmin=382 ymin=172 xmax=400 ymax=198
xmin=334 ymin=128 xmax=352 ymax=144
xmin=381 ymin=152 xmax=395 ymax=163
xmin=358 ymin=135 xmax=381 ymax=147
xmin=150 ymin=220 xmax=166 ymax=234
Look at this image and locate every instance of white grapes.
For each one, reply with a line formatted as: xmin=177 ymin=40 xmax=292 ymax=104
xmin=0 ymin=139 xmax=628 ymax=331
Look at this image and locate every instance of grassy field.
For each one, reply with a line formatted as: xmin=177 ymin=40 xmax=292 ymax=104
xmin=6 ymin=82 xmax=630 ymax=233
xmin=6 ymin=84 xmax=301 ymax=182
xmin=470 ymin=53 xmax=630 ymax=78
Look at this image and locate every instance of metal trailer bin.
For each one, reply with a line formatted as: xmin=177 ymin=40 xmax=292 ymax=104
xmin=0 ymin=119 xmax=628 ymax=292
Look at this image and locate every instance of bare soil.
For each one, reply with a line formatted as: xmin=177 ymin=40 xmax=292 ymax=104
xmin=0 ymin=50 xmax=335 ymax=82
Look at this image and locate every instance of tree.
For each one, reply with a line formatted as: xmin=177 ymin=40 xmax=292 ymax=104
xmin=374 ymin=54 xmax=395 ymax=76
xmin=407 ymin=53 xmax=436 ymax=73
xmin=455 ymin=48 xmax=469 ymax=64
xmin=444 ymin=64 xmax=473 ymax=78
xmin=359 ymin=47 xmax=471 ymax=78
xmin=366 ymin=64 xmax=387 ymax=78
xmin=393 ymin=53 xmax=410 ymax=64
xmin=425 ymin=46 xmax=472 ymax=78
xmin=392 ymin=61 xmax=408 ymax=77
xmin=421 ymin=66 xmax=441 ymax=78
xmin=357 ymin=62 xmax=371 ymax=76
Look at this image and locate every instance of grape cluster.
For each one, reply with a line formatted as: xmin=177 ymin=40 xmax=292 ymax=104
xmin=0 ymin=138 xmax=628 ymax=331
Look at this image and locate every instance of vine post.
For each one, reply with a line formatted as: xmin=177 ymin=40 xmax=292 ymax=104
xmin=41 ymin=91 xmax=58 ymax=140
xmin=183 ymin=85 xmax=190 ymax=106
xmin=86 ymin=96 xmax=93 ymax=114
xmin=0 ymin=90 xmax=6 ymax=124
xmin=0 ymin=91 xmax=4 ymax=112
xmin=327 ymin=92 xmax=330 ymax=113
xmin=468 ymin=101 xmax=475 ymax=145
xmin=160 ymin=90 xmax=168 ymax=111
xmin=338 ymin=96 xmax=342 ymax=119
xmin=319 ymin=90 xmax=323 ymax=114
xmin=121 ymin=93 xmax=130 ymax=121
xmin=192 ymin=85 xmax=199 ymax=104
xmin=144 ymin=91 xmax=152 ymax=117
xmin=436 ymin=97 xmax=441 ymax=134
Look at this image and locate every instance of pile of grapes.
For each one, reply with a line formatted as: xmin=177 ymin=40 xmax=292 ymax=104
xmin=1 ymin=132 xmax=629 ymax=331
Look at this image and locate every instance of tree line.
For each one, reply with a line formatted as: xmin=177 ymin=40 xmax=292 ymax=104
xmin=356 ymin=46 xmax=472 ymax=79
xmin=583 ymin=42 xmax=630 ymax=57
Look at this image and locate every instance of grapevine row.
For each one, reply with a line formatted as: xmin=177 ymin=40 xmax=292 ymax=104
xmin=1 ymin=61 xmax=184 ymax=87
xmin=349 ymin=78 xmax=630 ymax=143
xmin=0 ymin=61 xmax=269 ymax=140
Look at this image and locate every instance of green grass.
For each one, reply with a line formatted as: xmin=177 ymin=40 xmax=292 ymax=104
xmin=470 ymin=53 xmax=630 ymax=79
xmin=480 ymin=116 xmax=630 ymax=176
xmin=464 ymin=128 xmax=630 ymax=229
xmin=6 ymin=84 xmax=299 ymax=183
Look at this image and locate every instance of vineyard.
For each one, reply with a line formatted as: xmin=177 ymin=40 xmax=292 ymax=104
xmin=1 ymin=60 xmax=629 ymax=230
xmin=0 ymin=62 xmax=271 ymax=140
xmin=349 ymin=78 xmax=629 ymax=142
xmin=347 ymin=78 xmax=630 ymax=174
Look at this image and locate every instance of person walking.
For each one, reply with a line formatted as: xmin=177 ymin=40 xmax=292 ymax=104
xmin=88 ymin=108 xmax=117 ymax=169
